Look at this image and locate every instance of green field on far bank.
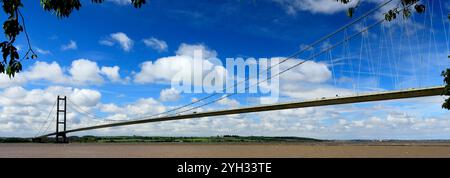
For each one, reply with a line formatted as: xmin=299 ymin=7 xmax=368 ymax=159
xmin=0 ymin=135 xmax=322 ymax=143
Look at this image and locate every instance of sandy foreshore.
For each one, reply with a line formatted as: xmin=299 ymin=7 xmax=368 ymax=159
xmin=1 ymin=142 xmax=450 ymax=158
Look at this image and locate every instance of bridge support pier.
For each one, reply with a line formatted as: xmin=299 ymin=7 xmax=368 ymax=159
xmin=55 ymin=96 xmax=68 ymax=143
xmin=56 ymin=133 xmax=67 ymax=143
xmin=32 ymin=137 xmax=48 ymax=143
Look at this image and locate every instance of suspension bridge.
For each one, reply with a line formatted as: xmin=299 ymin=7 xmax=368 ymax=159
xmin=33 ymin=0 xmax=449 ymax=143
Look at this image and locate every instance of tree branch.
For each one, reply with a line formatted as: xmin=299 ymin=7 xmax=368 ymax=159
xmin=17 ymin=8 xmax=37 ymax=60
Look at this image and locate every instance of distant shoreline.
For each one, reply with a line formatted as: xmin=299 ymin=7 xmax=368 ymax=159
xmin=2 ymin=135 xmax=321 ymax=143
xmin=1 ymin=135 xmax=450 ymax=144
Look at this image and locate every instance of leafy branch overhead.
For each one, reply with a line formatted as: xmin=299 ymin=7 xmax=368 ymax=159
xmin=40 ymin=0 xmax=146 ymax=17
xmin=0 ymin=0 xmax=146 ymax=78
xmin=444 ymin=13 xmax=450 ymax=110
xmin=443 ymin=69 xmax=450 ymax=110
xmin=0 ymin=0 xmax=25 ymax=77
xmin=338 ymin=0 xmax=426 ymax=19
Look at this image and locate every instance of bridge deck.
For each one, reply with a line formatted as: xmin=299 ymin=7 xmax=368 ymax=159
xmin=40 ymin=86 xmax=445 ymax=137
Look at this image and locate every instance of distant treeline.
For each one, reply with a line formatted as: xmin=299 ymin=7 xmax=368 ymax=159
xmin=0 ymin=137 xmax=32 ymax=143
xmin=69 ymin=135 xmax=322 ymax=143
xmin=1 ymin=135 xmax=322 ymax=143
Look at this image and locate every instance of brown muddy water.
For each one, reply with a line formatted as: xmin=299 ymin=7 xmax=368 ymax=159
xmin=1 ymin=142 xmax=450 ymax=158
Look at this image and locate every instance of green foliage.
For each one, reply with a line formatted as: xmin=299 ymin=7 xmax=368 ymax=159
xmin=40 ymin=0 xmax=147 ymax=18
xmin=131 ymin=0 xmax=147 ymax=8
xmin=0 ymin=137 xmax=31 ymax=143
xmin=0 ymin=0 xmax=146 ymax=77
xmin=381 ymin=0 xmax=426 ymax=21
xmin=444 ymin=14 xmax=450 ymax=110
xmin=414 ymin=4 xmax=426 ymax=13
xmin=338 ymin=0 xmax=425 ymax=20
xmin=335 ymin=0 xmax=357 ymax=17
xmin=0 ymin=0 xmax=25 ymax=78
xmin=347 ymin=7 xmax=355 ymax=17
xmin=40 ymin=0 xmax=82 ymax=18
xmin=442 ymin=69 xmax=450 ymax=110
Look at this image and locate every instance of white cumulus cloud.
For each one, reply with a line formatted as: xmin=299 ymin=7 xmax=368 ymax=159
xmin=61 ymin=40 xmax=77 ymax=51
xmin=35 ymin=47 xmax=51 ymax=55
xmin=69 ymin=59 xmax=104 ymax=85
xmin=160 ymin=88 xmax=181 ymax=102
xmin=24 ymin=61 xmax=68 ymax=83
xmin=143 ymin=37 xmax=168 ymax=52
xmin=100 ymin=66 xmax=125 ymax=83
xmin=217 ymin=95 xmax=240 ymax=108
xmin=133 ymin=43 xmax=224 ymax=85
xmin=106 ymin=0 xmax=131 ymax=5
xmin=274 ymin=0 xmax=360 ymax=15
xmin=0 ymin=59 xmax=125 ymax=87
xmin=100 ymin=32 xmax=134 ymax=52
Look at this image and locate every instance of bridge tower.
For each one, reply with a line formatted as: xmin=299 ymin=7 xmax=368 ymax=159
xmin=55 ymin=96 xmax=67 ymax=143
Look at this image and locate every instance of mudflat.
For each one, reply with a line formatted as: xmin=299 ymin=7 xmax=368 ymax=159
xmin=1 ymin=142 xmax=450 ymax=158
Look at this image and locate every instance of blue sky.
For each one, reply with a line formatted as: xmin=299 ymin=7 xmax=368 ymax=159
xmin=0 ymin=0 xmax=449 ymax=139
